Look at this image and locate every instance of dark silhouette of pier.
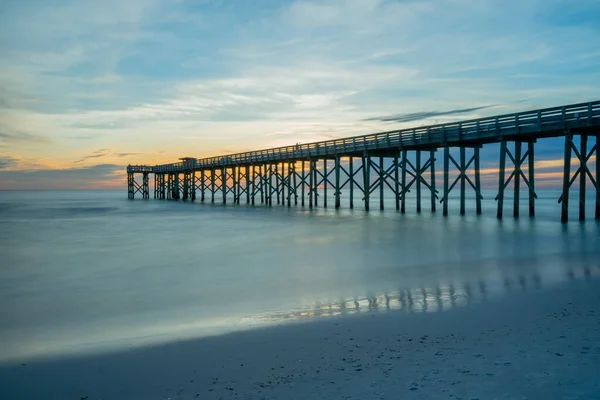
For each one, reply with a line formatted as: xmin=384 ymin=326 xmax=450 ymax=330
xmin=127 ymin=101 xmax=599 ymax=222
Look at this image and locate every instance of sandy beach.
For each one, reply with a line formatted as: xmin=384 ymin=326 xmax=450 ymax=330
xmin=1 ymin=272 xmax=599 ymax=400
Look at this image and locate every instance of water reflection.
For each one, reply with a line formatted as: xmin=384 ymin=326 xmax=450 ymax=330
xmin=258 ymin=264 xmax=599 ymax=322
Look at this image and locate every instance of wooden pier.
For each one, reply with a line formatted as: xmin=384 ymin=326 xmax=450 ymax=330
xmin=127 ymin=101 xmax=600 ymax=222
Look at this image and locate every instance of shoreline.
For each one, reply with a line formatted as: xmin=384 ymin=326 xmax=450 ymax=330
xmin=2 ymin=276 xmax=599 ymax=399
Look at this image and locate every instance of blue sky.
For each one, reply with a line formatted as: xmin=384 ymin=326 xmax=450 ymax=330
xmin=0 ymin=0 xmax=599 ymax=189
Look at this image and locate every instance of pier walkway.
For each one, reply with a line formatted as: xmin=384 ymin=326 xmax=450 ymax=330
xmin=127 ymin=101 xmax=600 ymax=222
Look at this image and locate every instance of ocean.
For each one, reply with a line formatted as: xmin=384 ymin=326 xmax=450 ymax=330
xmin=0 ymin=189 xmax=598 ymax=363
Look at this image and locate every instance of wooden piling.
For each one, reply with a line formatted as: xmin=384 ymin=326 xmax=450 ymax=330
xmin=379 ymin=156 xmax=384 ymax=210
xmin=323 ymin=159 xmax=328 ymax=208
xmin=143 ymin=173 xmax=149 ymax=199
xmin=127 ymin=173 xmax=134 ymax=199
xmin=579 ymin=135 xmax=587 ymax=221
xmin=497 ymin=140 xmax=507 ymax=218
xmin=231 ymin=167 xmax=237 ymax=204
xmin=513 ymin=141 xmax=521 ymax=217
xmin=401 ymin=150 xmax=407 ymax=213
xmin=474 ymin=146 xmax=481 ymax=215
xmin=210 ymin=169 xmax=215 ymax=203
xmin=561 ymin=133 xmax=572 ymax=222
xmin=246 ymin=166 xmax=250 ymax=204
xmin=292 ymin=162 xmax=298 ymax=205
xmin=173 ymin=173 xmax=180 ymax=200
xmin=182 ymin=172 xmax=189 ymax=201
xmin=596 ymin=133 xmax=600 ymax=220
xmin=309 ymin=160 xmax=314 ymax=209
xmin=349 ymin=157 xmax=354 ymax=209
xmin=335 ymin=156 xmax=341 ymax=209
xmin=460 ymin=147 xmax=466 ymax=215
xmin=250 ymin=166 xmax=255 ymax=205
xmin=287 ymin=163 xmax=292 ymax=208
xmin=430 ymin=149 xmax=436 ymax=212
xmin=275 ymin=163 xmax=280 ymax=205
xmin=268 ymin=164 xmax=273 ymax=206
xmin=191 ymin=172 xmax=196 ymax=201
xmin=259 ymin=165 xmax=265 ymax=204
xmin=363 ymin=153 xmax=370 ymax=211
xmin=199 ymin=170 xmax=204 ymax=202
xmin=313 ymin=160 xmax=318 ymax=207
xmin=301 ymin=161 xmax=306 ymax=207
xmin=443 ymin=147 xmax=449 ymax=216
xmin=416 ymin=151 xmax=421 ymax=213
xmin=394 ymin=154 xmax=400 ymax=211
xmin=528 ymin=142 xmax=535 ymax=217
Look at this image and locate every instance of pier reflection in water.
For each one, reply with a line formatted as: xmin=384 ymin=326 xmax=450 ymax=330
xmin=255 ymin=263 xmax=599 ymax=323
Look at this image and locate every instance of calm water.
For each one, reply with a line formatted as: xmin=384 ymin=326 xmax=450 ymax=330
xmin=0 ymin=190 xmax=598 ymax=362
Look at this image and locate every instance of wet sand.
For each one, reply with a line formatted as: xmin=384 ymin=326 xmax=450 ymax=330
xmin=1 ymin=277 xmax=599 ymax=400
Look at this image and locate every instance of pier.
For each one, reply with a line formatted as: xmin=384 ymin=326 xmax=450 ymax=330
xmin=127 ymin=100 xmax=600 ymax=222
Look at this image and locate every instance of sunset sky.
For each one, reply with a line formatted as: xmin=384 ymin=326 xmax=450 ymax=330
xmin=1 ymin=0 xmax=599 ymax=189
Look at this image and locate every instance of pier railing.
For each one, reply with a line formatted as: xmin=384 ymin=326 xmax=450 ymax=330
xmin=149 ymin=101 xmax=599 ymax=173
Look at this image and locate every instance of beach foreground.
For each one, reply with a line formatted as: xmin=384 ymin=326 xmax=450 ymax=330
xmin=1 ymin=276 xmax=599 ymax=400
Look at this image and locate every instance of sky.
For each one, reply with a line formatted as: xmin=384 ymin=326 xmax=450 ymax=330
xmin=0 ymin=0 xmax=599 ymax=190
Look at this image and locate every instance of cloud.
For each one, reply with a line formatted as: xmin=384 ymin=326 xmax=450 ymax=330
xmin=73 ymin=148 xmax=142 ymax=163
xmin=363 ymin=105 xmax=497 ymax=123
xmin=0 ymin=155 xmax=19 ymax=169
xmin=74 ymin=148 xmax=111 ymax=164
xmin=0 ymin=164 xmax=124 ymax=190
xmin=0 ymin=131 xmax=51 ymax=144
xmin=115 ymin=152 xmax=142 ymax=157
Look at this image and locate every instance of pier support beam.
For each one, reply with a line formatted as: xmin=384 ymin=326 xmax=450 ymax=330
xmin=394 ymin=155 xmax=400 ymax=211
xmin=430 ymin=149 xmax=437 ymax=212
xmin=259 ymin=165 xmax=265 ymax=204
xmin=323 ymin=160 xmax=328 ymax=208
xmin=597 ymin=132 xmax=600 ymax=220
xmin=199 ymin=170 xmax=205 ymax=202
xmin=443 ymin=147 xmax=449 ymax=216
xmin=153 ymin=174 xmax=157 ymax=199
xmin=172 ymin=173 xmax=180 ymax=200
xmin=335 ymin=156 xmax=341 ymax=209
xmin=379 ymin=156 xmax=385 ymax=210
xmin=496 ymin=140 xmax=537 ymax=218
xmin=313 ymin=160 xmax=318 ymax=207
xmin=221 ymin=166 xmax=226 ymax=204
xmin=416 ymin=151 xmax=421 ymax=213
xmin=275 ymin=163 xmax=280 ymax=205
xmin=250 ymin=166 xmax=256 ymax=205
xmin=559 ymin=133 xmax=599 ymax=222
xmin=440 ymin=146 xmax=483 ymax=215
xmin=401 ymin=150 xmax=407 ymax=213
xmin=127 ymin=172 xmax=134 ymax=199
xmin=292 ymin=162 xmax=298 ymax=206
xmin=363 ymin=153 xmax=370 ymax=211
xmin=349 ymin=157 xmax=354 ymax=209
xmin=127 ymin=172 xmax=150 ymax=200
xmin=399 ymin=150 xmax=438 ymax=213
xmin=182 ymin=172 xmax=190 ymax=201
xmin=301 ymin=161 xmax=306 ymax=207
xmin=309 ymin=160 xmax=314 ymax=209
xmin=142 ymin=173 xmax=149 ymax=199
xmin=210 ymin=169 xmax=215 ymax=203
xmin=166 ymin=174 xmax=172 ymax=200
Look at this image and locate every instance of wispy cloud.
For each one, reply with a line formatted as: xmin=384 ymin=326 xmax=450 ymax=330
xmin=0 ymin=131 xmax=52 ymax=144
xmin=0 ymin=155 xmax=19 ymax=169
xmin=73 ymin=148 xmax=143 ymax=164
xmin=363 ymin=105 xmax=497 ymax=123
